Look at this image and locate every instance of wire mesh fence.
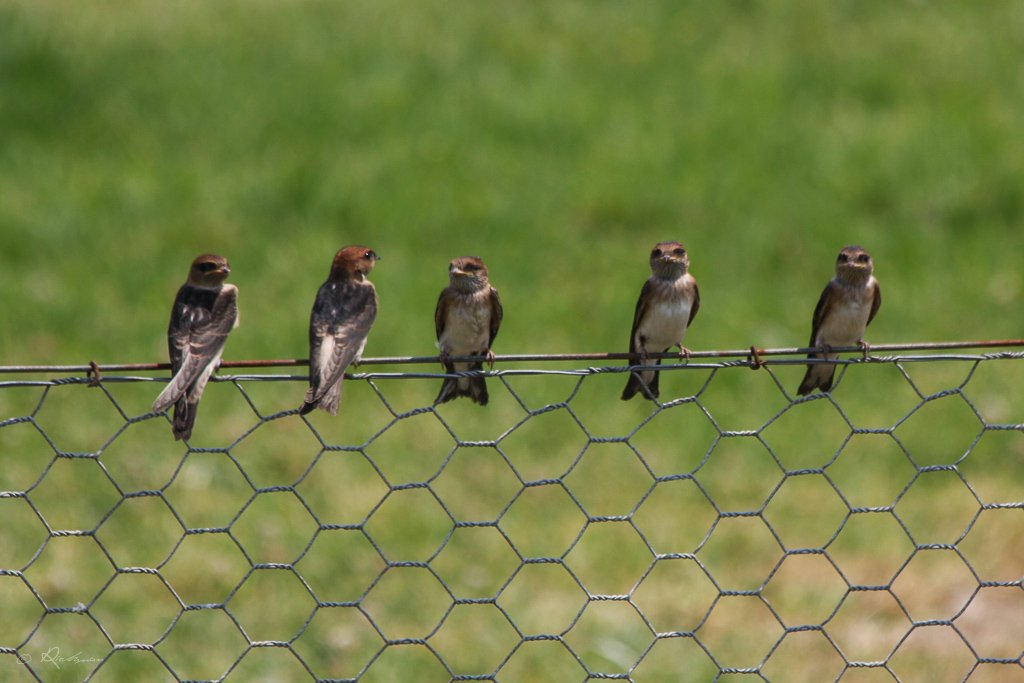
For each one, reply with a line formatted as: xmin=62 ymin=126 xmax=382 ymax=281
xmin=0 ymin=342 xmax=1022 ymax=682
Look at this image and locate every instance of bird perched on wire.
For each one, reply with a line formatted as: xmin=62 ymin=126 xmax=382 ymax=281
xmin=300 ymin=245 xmax=380 ymax=416
xmin=621 ymin=241 xmax=700 ymax=401
xmin=153 ymin=253 xmax=239 ymax=441
xmin=434 ymin=256 xmax=503 ymax=406
xmin=796 ymin=245 xmax=882 ymax=396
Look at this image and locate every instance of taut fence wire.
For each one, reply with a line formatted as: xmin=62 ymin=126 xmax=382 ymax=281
xmin=2 ymin=338 xmax=1023 ymax=375
xmin=0 ymin=339 xmax=1022 ymax=682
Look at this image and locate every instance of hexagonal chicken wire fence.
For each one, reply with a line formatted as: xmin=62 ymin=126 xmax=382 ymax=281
xmin=0 ymin=344 xmax=1022 ymax=683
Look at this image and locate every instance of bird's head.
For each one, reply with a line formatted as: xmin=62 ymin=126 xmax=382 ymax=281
xmin=648 ymin=241 xmax=690 ymax=277
xmin=330 ymin=245 xmax=380 ymax=281
xmin=447 ymin=256 xmax=490 ymax=291
xmin=188 ymin=253 xmax=231 ymax=288
xmin=835 ymin=245 xmax=874 ymax=283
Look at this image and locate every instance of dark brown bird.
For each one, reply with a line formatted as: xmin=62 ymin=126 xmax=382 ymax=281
xmin=622 ymin=242 xmax=700 ymax=401
xmin=434 ymin=256 xmax=503 ymax=406
xmin=797 ymin=245 xmax=882 ymax=395
xmin=153 ymin=253 xmax=239 ymax=440
xmin=300 ymin=245 xmax=380 ymax=416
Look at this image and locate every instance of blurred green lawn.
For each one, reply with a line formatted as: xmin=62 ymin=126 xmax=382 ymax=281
xmin=1 ymin=0 xmax=1023 ymax=681
xmin=2 ymin=0 xmax=1023 ymax=363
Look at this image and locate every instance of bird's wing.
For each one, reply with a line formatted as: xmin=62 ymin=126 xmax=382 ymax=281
xmin=807 ymin=280 xmax=837 ymax=350
xmin=434 ymin=287 xmax=450 ymax=342
xmin=154 ymin=286 xmax=237 ymax=411
xmin=309 ymin=281 xmax=378 ymax=401
xmin=627 ymin=279 xmax=653 ymax=355
xmin=688 ymin=277 xmax=700 ymax=326
xmin=867 ymin=280 xmax=882 ymax=327
xmin=488 ymin=287 xmax=503 ymax=348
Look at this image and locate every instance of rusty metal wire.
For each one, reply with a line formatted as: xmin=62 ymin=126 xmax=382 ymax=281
xmin=1 ymin=338 xmax=1022 ymax=374
xmin=0 ymin=342 xmax=1022 ymax=682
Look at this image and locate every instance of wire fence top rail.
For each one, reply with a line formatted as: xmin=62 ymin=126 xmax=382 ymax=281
xmin=1 ymin=338 xmax=1023 ymax=375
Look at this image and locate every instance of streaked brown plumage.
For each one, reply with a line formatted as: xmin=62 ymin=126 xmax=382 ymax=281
xmin=300 ymin=245 xmax=380 ymax=416
xmin=434 ymin=256 xmax=503 ymax=406
xmin=621 ymin=242 xmax=700 ymax=401
xmin=796 ymin=245 xmax=882 ymax=395
xmin=153 ymin=253 xmax=238 ymax=441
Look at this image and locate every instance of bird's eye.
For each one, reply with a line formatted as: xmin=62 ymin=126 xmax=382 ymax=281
xmin=651 ymin=249 xmax=662 ymax=258
xmin=672 ymin=248 xmax=686 ymax=257
xmin=198 ymin=262 xmax=218 ymax=272
xmin=464 ymin=263 xmax=480 ymax=272
xmin=836 ymin=252 xmax=848 ymax=263
xmin=857 ymin=253 xmax=870 ymax=263
xmin=364 ymin=251 xmax=375 ymax=260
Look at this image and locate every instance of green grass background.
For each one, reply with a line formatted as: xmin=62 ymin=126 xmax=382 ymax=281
xmin=1 ymin=1 xmax=1023 ymax=681
xmin=2 ymin=0 xmax=1023 ymax=363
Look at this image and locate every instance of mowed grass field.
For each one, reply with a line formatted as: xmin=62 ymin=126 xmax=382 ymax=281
xmin=1 ymin=1 xmax=1023 ymax=681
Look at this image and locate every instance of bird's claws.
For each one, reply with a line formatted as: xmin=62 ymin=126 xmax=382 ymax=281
xmin=678 ymin=346 xmax=692 ymax=362
xmin=485 ymin=349 xmax=496 ymax=369
xmin=857 ymin=340 xmax=871 ymax=359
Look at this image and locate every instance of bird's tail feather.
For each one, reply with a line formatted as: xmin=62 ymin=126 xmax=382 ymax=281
xmin=797 ymin=357 xmax=837 ymax=395
xmin=621 ymin=365 xmax=660 ymax=401
xmin=171 ymin=398 xmax=196 ymax=441
xmin=301 ymin=381 xmax=342 ymax=416
xmin=435 ymin=363 xmax=488 ymax=406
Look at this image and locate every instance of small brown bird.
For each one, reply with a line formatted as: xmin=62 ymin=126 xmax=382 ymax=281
xmin=434 ymin=256 xmax=503 ymax=406
xmin=300 ymin=245 xmax=380 ymax=416
xmin=153 ymin=253 xmax=239 ymax=441
xmin=622 ymin=242 xmax=700 ymax=401
xmin=796 ymin=245 xmax=882 ymax=395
